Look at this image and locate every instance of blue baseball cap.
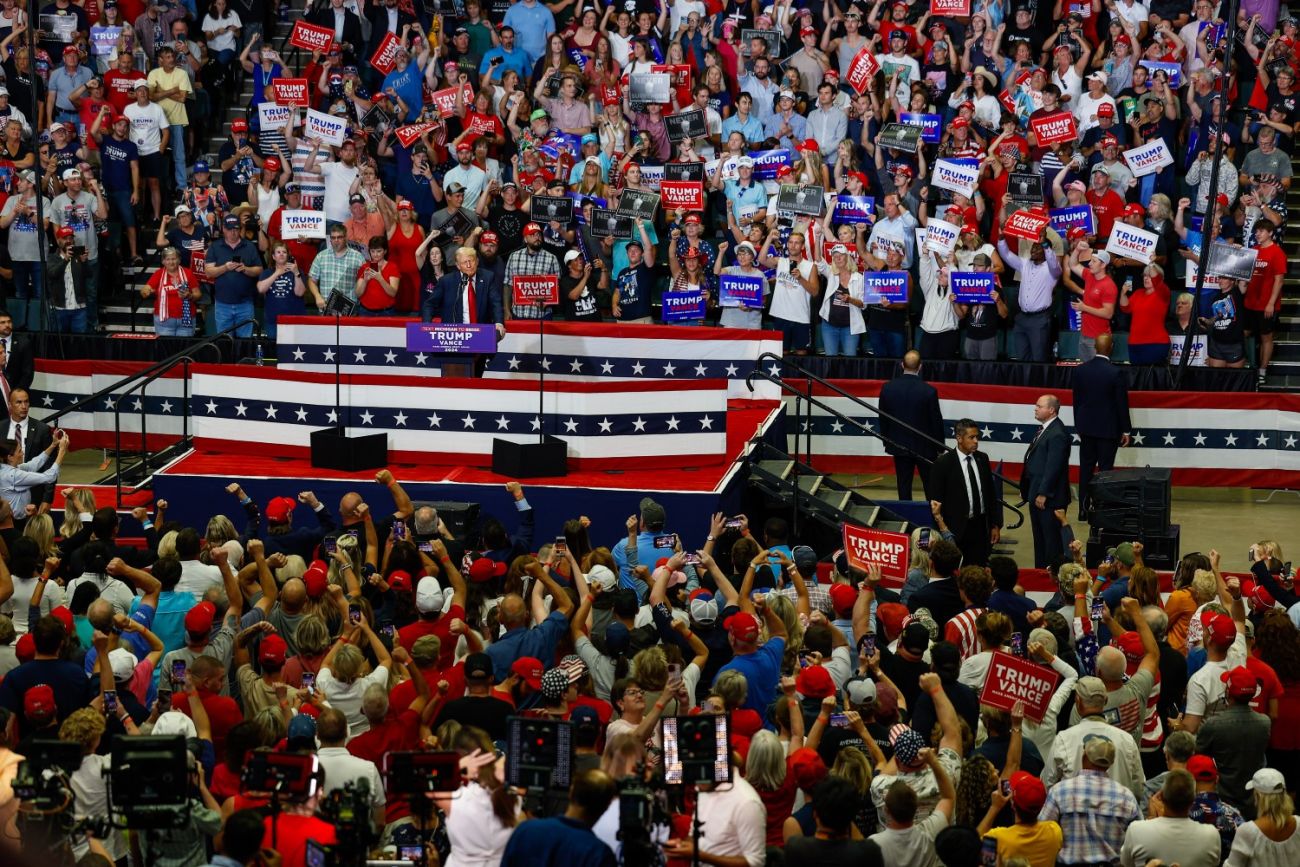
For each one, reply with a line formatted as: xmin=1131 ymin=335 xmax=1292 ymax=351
xmin=570 ymin=705 xmax=600 ymax=728
xmin=581 ymin=133 xmax=598 ymax=145
xmin=222 ymin=213 xmax=239 ymax=229
xmin=193 ymin=160 xmax=210 ymax=174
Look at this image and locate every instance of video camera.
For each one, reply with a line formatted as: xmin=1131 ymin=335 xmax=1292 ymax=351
xmin=12 ymin=738 xmax=81 ymax=811
xmin=241 ymin=750 xmax=322 ymax=798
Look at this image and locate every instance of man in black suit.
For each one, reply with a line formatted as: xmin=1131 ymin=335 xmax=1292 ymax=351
xmin=6 ymin=388 xmax=53 ymax=511
xmin=1020 ymin=394 xmax=1072 ymax=568
xmin=422 ymin=247 xmax=504 ymax=378
xmin=878 ymin=351 xmax=946 ymax=500
xmin=0 ymin=313 xmax=32 ymax=391
xmin=929 ymin=419 xmax=1003 ymax=566
xmin=1072 ymin=332 xmax=1131 ymax=519
xmin=307 ymin=0 xmax=365 ymax=62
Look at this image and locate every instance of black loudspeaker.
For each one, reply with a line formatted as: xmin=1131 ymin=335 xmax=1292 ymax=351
xmin=492 ymin=436 xmax=568 ymax=478
xmin=416 ymin=501 xmax=481 ymax=537
xmin=310 ymin=428 xmax=389 ymax=472
xmin=1087 ymin=524 xmax=1181 ymax=570
xmin=1089 ymin=467 xmax=1171 ymax=533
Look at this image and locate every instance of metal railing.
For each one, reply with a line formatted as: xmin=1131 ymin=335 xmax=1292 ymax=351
xmin=42 ymin=321 xmax=255 ymax=508
xmin=747 ymin=353 xmax=1025 ymax=531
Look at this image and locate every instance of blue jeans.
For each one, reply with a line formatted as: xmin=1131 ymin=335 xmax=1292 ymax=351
xmin=215 ymin=300 xmax=254 ymax=337
xmin=53 ymin=307 xmax=88 ymax=333
xmin=153 ymin=316 xmax=192 ymax=336
xmin=822 ymin=323 xmax=859 ymax=356
xmin=869 ymin=328 xmax=905 ymax=358
xmin=170 ymin=124 xmax=187 ymax=189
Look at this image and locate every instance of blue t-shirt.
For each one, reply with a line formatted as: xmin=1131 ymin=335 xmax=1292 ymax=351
xmin=206 ymin=238 xmax=261 ymax=305
xmin=501 ymin=1 xmax=556 ymax=65
xmin=613 ymin=263 xmax=653 ymax=321
xmin=99 ymin=136 xmax=138 ymax=192
xmin=264 ymin=270 xmax=301 ymax=321
xmin=713 ymin=635 xmax=785 ymax=721
xmin=382 ymin=64 xmax=424 ymax=123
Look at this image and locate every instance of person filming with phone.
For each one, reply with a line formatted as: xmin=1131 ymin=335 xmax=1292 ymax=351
xmin=0 ymin=423 xmax=69 ymax=520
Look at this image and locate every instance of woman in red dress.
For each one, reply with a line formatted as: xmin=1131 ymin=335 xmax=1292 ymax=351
xmin=386 ymin=200 xmax=425 ymax=314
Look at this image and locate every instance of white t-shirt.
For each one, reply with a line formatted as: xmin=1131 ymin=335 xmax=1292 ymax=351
xmin=317 ymin=663 xmax=391 ymax=738
xmin=870 ymin=810 xmax=949 ymax=867
xmin=65 ymin=573 xmax=136 ymax=617
xmin=769 ymin=257 xmax=814 ymax=323
xmin=2 ymin=575 xmax=65 ymax=633
xmin=315 ymin=746 xmax=385 ymax=811
xmin=1185 ymin=631 xmax=1248 ymax=721
xmin=319 ymin=160 xmax=360 ymax=224
xmin=201 ymin=12 xmax=241 ymax=53
xmin=124 ymin=100 xmax=168 ymax=155
xmin=176 ymin=559 xmax=222 ymax=600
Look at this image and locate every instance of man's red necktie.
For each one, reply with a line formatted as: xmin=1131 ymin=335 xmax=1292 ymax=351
xmin=466 ymin=278 xmax=477 ymax=324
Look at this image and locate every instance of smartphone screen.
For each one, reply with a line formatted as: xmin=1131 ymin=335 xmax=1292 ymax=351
xmin=103 ymin=690 xmax=118 ymax=714
xmin=1090 ymin=595 xmax=1106 ymax=620
xmin=348 ymin=603 xmax=362 ymax=624
xmin=398 ymin=846 xmax=423 ymax=862
xmin=980 ymin=836 xmax=998 ymax=867
xmin=653 ymin=534 xmax=677 ymax=549
xmin=1000 ymin=779 xmax=1011 ymax=797
xmin=829 ymin=712 xmax=848 ymax=728
xmin=418 ymin=541 xmax=433 ymax=553
xmin=861 ymin=633 xmax=876 ymax=658
xmin=553 ymin=535 xmax=567 ymax=554
xmin=1009 ymin=632 xmax=1024 ymax=657
xmin=684 ymin=552 xmax=701 ymax=565
xmin=171 ymin=660 xmax=186 ymax=683
xmin=724 ymin=516 xmax=744 ymax=529
xmin=667 ymin=663 xmax=681 ymax=681
xmin=382 ymin=624 xmax=395 ymax=638
xmin=392 ymin=522 xmax=407 ymax=540
xmin=302 ymin=671 xmax=315 ymax=691
xmin=323 ymin=536 xmax=337 ymax=555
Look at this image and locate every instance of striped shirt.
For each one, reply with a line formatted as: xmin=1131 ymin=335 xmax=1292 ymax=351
xmin=1039 ymin=769 xmax=1140 ymax=866
xmin=505 ymin=246 xmax=561 ymax=319
xmin=944 ymin=607 xmax=984 ymax=661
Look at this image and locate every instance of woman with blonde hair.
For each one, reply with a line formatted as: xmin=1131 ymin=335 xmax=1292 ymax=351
xmin=444 ymin=726 xmax=517 ymax=867
xmin=317 ymin=620 xmax=392 ymax=736
xmin=1226 ymin=768 xmax=1300 ymax=864
xmin=574 ymin=157 xmax=608 ymax=198
xmin=60 ymin=487 xmax=96 ymax=538
xmin=281 ymin=614 xmax=331 ymax=689
xmin=201 ymin=514 xmax=244 ymax=570
xmin=157 ymin=529 xmax=179 ymax=559
xmin=23 ymin=512 xmax=59 ymax=560
xmin=830 ymin=746 xmax=878 ymax=837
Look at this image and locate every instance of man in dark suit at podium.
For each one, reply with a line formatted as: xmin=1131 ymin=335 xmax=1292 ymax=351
xmin=422 ymin=247 xmax=504 ymax=377
xmin=1020 ymin=394 xmax=1072 ymax=568
xmin=1072 ymin=332 xmax=1131 ymax=520
xmin=929 ymin=419 xmax=1002 ymax=566
xmin=878 ymin=351 xmax=945 ymax=500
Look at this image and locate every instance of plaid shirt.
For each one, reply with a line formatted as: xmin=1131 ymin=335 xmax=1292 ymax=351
xmin=309 ymin=245 xmax=366 ymax=304
xmin=1040 ymin=769 xmax=1140 ymax=866
xmin=505 ymin=246 xmax=560 ymax=319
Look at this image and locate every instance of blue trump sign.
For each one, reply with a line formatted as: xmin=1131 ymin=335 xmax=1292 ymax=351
xmin=833 ymin=195 xmax=876 ymax=224
xmin=749 ymin=148 xmax=793 ymax=180
xmin=862 ymin=271 xmax=908 ymax=304
xmin=719 ymin=274 xmax=765 ymax=309
xmin=949 ymin=271 xmax=997 ymax=304
xmin=899 ymin=112 xmax=942 ymax=144
xmin=662 ymin=290 xmax=707 ymax=322
xmin=406 ymin=323 xmax=498 ymax=353
xmin=1049 ymin=205 xmax=1094 ymax=237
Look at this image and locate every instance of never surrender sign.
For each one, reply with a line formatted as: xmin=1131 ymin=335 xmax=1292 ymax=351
xmin=660 ymin=180 xmax=704 ymax=211
xmin=950 ymin=271 xmax=997 ymax=303
xmin=842 ymin=523 xmax=909 ymax=585
xmin=289 ymin=20 xmax=334 ymax=52
xmin=1105 ymin=222 xmax=1159 ymax=264
xmin=512 ymin=275 xmax=559 ymax=306
xmin=1030 ymin=111 xmax=1077 ymax=147
xmin=280 ymin=210 xmax=327 ymax=240
xmin=979 ymin=651 xmax=1061 ymax=723
xmin=271 ymin=78 xmax=309 ymax=107
xmin=1123 ymin=138 xmax=1173 ymax=177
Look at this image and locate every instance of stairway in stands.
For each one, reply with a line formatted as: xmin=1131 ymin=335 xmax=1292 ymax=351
xmin=1264 ymin=146 xmax=1300 ymax=389
xmin=99 ymin=12 xmax=301 ymax=334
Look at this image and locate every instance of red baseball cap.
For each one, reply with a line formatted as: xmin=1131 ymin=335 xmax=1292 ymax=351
xmin=55 ymin=226 xmax=75 ymax=239
xmin=1112 ymin=630 xmax=1144 ymax=662
xmin=396 ymin=199 xmax=415 ymax=211
xmin=1187 ymin=754 xmax=1219 ymax=782
xmin=725 ymin=611 xmax=761 ymax=642
xmin=775 ymin=164 xmax=795 ymax=179
xmin=24 ymin=684 xmax=56 ymax=722
xmin=15 ymin=633 xmax=35 ymax=664
xmin=259 ymin=634 xmax=288 ymax=668
xmin=790 ymin=747 xmax=828 ymax=791
xmin=1216 ymin=193 xmax=1231 ymax=208
xmin=1098 ymin=102 xmax=1116 ymax=117
xmin=387 ymin=569 xmax=412 ymax=592
xmin=302 ymin=561 xmax=328 ymax=598
xmin=877 ymin=602 xmax=909 ymax=640
xmin=795 ymin=664 xmax=835 ymax=699
xmin=1205 ymin=612 xmax=1237 ymax=647
xmin=684 ymin=213 xmax=703 ymax=225
xmin=1221 ymin=665 xmax=1258 ymax=699
xmin=523 ymin=222 xmax=543 ymax=236
xmin=951 ymin=117 xmax=970 ymax=129
xmin=1067 ymin=227 xmax=1089 ymax=241
xmin=893 ymin=164 xmax=914 ymax=178
xmin=512 ymin=656 xmax=544 ymax=690
xmin=829 ymin=583 xmax=857 ymax=616
xmin=1009 ymin=770 xmax=1047 ymax=813
xmin=1123 ymin=202 xmax=1145 ymax=218
xmin=184 ymin=601 xmax=216 ymax=634
xmin=231 ymin=118 xmax=249 ymax=133
xmin=263 ymin=156 xmax=281 ymax=173
xmin=481 ymin=231 xmax=498 ymax=244
xmin=265 ymin=496 xmax=296 ymax=524
xmin=469 ymin=557 xmax=507 ymax=583
xmin=50 ymin=606 xmax=74 ymax=635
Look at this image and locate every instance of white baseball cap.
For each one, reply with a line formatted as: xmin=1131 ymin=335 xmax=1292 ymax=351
xmin=416 ymin=576 xmax=445 ymax=614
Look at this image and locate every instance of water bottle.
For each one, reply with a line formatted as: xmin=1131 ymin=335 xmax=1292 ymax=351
xmin=1123 ymin=278 xmax=1133 ymax=295
xmin=255 ymin=344 xmax=264 ymax=367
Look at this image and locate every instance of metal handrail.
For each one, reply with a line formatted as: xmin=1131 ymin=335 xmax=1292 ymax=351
xmin=747 ymin=358 xmax=1025 ymax=531
xmin=111 ymin=355 xmax=202 ymax=507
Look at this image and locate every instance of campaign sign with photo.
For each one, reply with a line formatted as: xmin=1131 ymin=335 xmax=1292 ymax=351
xmin=776 ymin=184 xmax=825 ymax=217
xmin=660 ymin=180 xmax=705 ymax=211
xmin=833 ymin=195 xmax=876 ymax=224
xmin=90 ymin=26 xmax=122 ymax=56
xmin=1139 ymin=60 xmax=1182 ymax=88
xmin=651 ymin=64 xmax=692 ymax=88
xmin=846 ymin=45 xmax=881 ymax=94
xmin=950 ymin=271 xmax=997 ymax=304
xmin=305 ymin=110 xmax=347 ymax=147
xmin=1207 ymin=243 xmax=1259 ymax=281
xmin=361 ymin=104 xmax=394 ymax=133
xmin=1105 ymin=222 xmax=1159 ymax=264
xmin=616 ymin=190 xmax=660 ymax=221
xmin=898 ymin=112 xmax=942 ymax=144
xmin=719 ymin=274 xmax=765 ymax=309
xmin=932 ymin=159 xmax=979 ymax=197
xmin=862 ymin=271 xmax=908 ymax=304
xmin=259 ymin=103 xmax=296 ymax=132
xmin=924 ymin=221 xmax=959 ymax=255
xmin=1049 ymin=205 xmax=1095 ymax=237
xmin=40 ymin=14 xmax=76 ymax=41
xmin=842 ymin=523 xmax=909 ymax=585
xmin=662 ymin=290 xmax=707 ymax=322
xmin=370 ymin=32 xmax=403 ymax=75
xmin=1008 ymin=172 xmax=1044 ymax=207
xmin=664 ymin=162 xmax=705 ymax=183
xmin=405 ymin=323 xmax=497 ymax=354
xmin=629 ymin=73 xmax=671 ymax=104
xmin=1030 ymin=111 xmax=1077 ymax=146
xmin=665 ymin=109 xmax=707 ymax=143
xmin=290 ymin=20 xmax=335 ymax=52
xmin=280 ymin=210 xmax=327 ymax=240
xmin=879 ymin=123 xmax=922 ymax=154
xmin=512 ymin=275 xmax=560 ymax=307
xmin=1004 ymin=210 xmax=1051 ymax=242
xmin=748 ymin=148 xmax=793 ymax=180
xmin=1123 ymin=138 xmax=1174 ymax=177
xmin=530 ymin=195 xmax=574 ymax=224
xmin=589 ymin=208 xmax=634 ymax=239
xmin=978 ymin=651 xmax=1060 ymax=723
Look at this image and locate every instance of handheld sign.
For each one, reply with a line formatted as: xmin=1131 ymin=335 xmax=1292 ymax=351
xmin=512 ymin=275 xmax=560 ymax=307
xmin=1030 ymin=111 xmax=1077 ymax=147
xmin=616 ymin=190 xmax=660 ymax=222
xmin=978 ymin=651 xmax=1061 ymax=723
xmin=258 ymin=103 xmax=295 ymax=132
xmin=394 ymin=123 xmax=438 ymax=147
xmin=1123 ymin=138 xmax=1173 ymax=177
xmin=370 ymin=32 xmax=403 ymax=75
xmin=719 ymin=274 xmax=765 ymax=309
xmin=748 ymin=148 xmax=792 ymax=180
xmin=660 ymin=180 xmax=705 ymax=211
xmin=930 ymin=0 xmax=971 ymax=12
xmin=1004 ymin=210 xmax=1051 ymax=243
xmin=629 ymin=73 xmax=671 ymax=104
xmin=1207 ymin=243 xmax=1259 ymax=281
xmin=290 ymin=20 xmax=335 ymax=53
xmin=931 ymin=159 xmax=979 ymax=197
xmin=777 ymin=184 xmax=824 ymax=217
xmin=665 ymin=109 xmax=707 ymax=143
xmin=662 ymin=289 xmax=706 ymax=322
xmin=1007 ymin=172 xmax=1044 ymax=208
xmin=846 ymin=45 xmax=880 ymax=94
xmin=1105 ymin=222 xmax=1159 ymax=264
xmin=842 ymin=523 xmax=909 ymax=586
xmin=898 ymin=112 xmax=941 ymax=144
xmin=90 ymin=26 xmax=121 ymax=56
xmin=1139 ymin=60 xmax=1182 ymax=88
xmin=280 ymin=210 xmax=327 ymax=240
xmin=664 ymin=162 xmax=705 ymax=183
xmin=531 ymin=194 xmax=574 ymax=224
xmin=430 ymin=84 xmax=475 ymax=118
xmin=950 ymin=271 xmax=997 ymax=304
xmin=832 ymin=195 xmax=876 ymax=224
xmin=1049 ymin=205 xmax=1095 ymax=237
xmin=740 ymin=29 xmax=781 ymax=57
xmin=879 ymin=123 xmax=922 ymax=154
xmin=590 ymin=208 xmax=633 ymax=239
xmin=862 ymin=271 xmax=908 ymax=304
xmin=305 ymin=109 xmax=347 ymax=147
xmin=271 ymin=78 xmax=309 ymax=107
xmin=924 ymin=221 xmax=959 ymax=255
xmin=405 ymin=323 xmax=497 ymax=354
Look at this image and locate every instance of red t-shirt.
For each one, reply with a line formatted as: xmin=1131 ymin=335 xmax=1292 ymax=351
xmin=262 ymin=813 xmax=338 ymax=867
xmin=357 ymin=260 xmax=400 ymax=310
xmin=104 ymin=70 xmax=147 ymax=114
xmin=146 ymin=266 xmax=197 ymax=320
xmin=169 ymin=689 xmax=243 ymax=757
xmin=398 ymin=604 xmax=466 ymax=669
xmin=1246 ymin=654 xmax=1285 ymax=717
xmin=1081 ymin=270 xmax=1117 ymax=338
xmin=1086 ymin=188 xmax=1126 ymax=238
xmin=347 ymin=707 xmax=422 ymax=765
xmin=389 ymin=662 xmax=467 ymax=716
xmin=1124 ymin=283 xmax=1171 ymax=346
xmin=1245 ymin=241 xmax=1287 ymax=313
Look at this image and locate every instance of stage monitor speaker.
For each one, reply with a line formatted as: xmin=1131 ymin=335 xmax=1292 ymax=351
xmin=413 ymin=501 xmax=482 ymax=538
xmin=492 ymin=436 xmax=568 ymax=478
xmin=1089 ymin=467 xmax=1171 ymax=531
xmin=310 ymin=428 xmax=389 ymax=472
xmin=1087 ymin=524 xmax=1181 ymax=571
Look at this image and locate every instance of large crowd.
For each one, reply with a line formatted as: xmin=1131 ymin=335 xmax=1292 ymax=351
xmin=0 ymin=468 xmax=1293 ymax=867
xmin=0 ymin=0 xmax=1284 ymax=377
